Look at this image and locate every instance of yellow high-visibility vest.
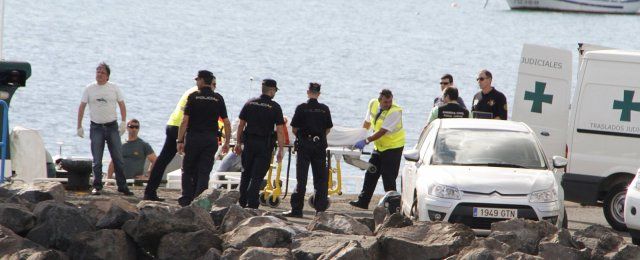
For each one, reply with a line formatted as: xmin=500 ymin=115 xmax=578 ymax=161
xmin=368 ymin=99 xmax=406 ymax=151
xmin=167 ymin=86 xmax=197 ymax=126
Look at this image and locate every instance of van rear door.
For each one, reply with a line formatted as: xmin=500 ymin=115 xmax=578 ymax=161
xmin=512 ymin=44 xmax=572 ymax=163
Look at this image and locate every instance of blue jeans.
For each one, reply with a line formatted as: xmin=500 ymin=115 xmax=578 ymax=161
xmin=90 ymin=121 xmax=126 ymax=190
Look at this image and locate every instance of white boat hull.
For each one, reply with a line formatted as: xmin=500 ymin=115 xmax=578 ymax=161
xmin=506 ymin=0 xmax=640 ymax=14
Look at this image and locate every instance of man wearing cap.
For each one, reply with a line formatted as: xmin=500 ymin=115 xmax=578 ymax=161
xmin=77 ymin=62 xmax=133 ymax=196
xmin=176 ymin=70 xmax=230 ymax=206
xmin=350 ymin=89 xmax=406 ymax=209
xmin=234 ymin=79 xmax=286 ymax=209
xmin=471 ymin=69 xmax=508 ymax=120
xmin=143 ymin=77 xmax=215 ymax=201
xmin=283 ymin=82 xmax=333 ymax=218
xmin=427 ymin=86 xmax=470 ymax=124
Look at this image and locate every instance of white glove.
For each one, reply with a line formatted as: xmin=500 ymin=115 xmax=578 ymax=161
xmin=118 ymin=121 xmax=126 ymax=136
xmin=77 ymin=128 xmax=84 ymax=138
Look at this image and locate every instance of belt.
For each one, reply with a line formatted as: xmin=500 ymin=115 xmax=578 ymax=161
xmin=91 ymin=121 xmax=117 ymax=126
xmin=302 ymin=134 xmax=323 ymax=142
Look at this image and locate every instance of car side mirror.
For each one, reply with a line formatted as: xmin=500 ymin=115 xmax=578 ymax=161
xmin=403 ymin=149 xmax=420 ymax=162
xmin=552 ymin=156 xmax=568 ymax=168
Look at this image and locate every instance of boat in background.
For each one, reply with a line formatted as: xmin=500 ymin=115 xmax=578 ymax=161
xmin=506 ymin=0 xmax=640 ymax=14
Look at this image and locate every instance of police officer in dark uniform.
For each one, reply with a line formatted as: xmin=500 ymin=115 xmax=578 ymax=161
xmin=471 ymin=69 xmax=508 ymax=120
xmin=427 ymin=87 xmax=469 ymax=124
xmin=176 ymin=70 xmax=231 ymax=206
xmin=234 ymin=78 xmax=286 ymax=209
xmin=283 ymin=82 xmax=333 ymax=218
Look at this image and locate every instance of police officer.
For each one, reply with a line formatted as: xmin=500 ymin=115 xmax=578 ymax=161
xmin=234 ymin=79 xmax=286 ymax=209
xmin=471 ymin=69 xmax=508 ymax=120
xmin=350 ymin=89 xmax=406 ymax=210
xmin=283 ymin=82 xmax=333 ymax=218
xmin=427 ymin=87 xmax=469 ymax=124
xmin=176 ymin=70 xmax=231 ymax=206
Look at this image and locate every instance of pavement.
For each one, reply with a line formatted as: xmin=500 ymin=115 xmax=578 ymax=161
xmin=65 ymin=186 xmax=632 ymax=243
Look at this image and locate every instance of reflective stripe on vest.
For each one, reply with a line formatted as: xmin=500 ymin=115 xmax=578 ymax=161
xmin=368 ymin=99 xmax=406 ymax=152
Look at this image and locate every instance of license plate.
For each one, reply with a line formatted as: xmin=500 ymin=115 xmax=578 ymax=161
xmin=473 ymin=207 xmax=518 ymax=219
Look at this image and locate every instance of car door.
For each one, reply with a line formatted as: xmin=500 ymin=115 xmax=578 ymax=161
xmin=402 ymin=123 xmax=434 ymax=209
xmin=512 ymin=44 xmax=572 ymax=164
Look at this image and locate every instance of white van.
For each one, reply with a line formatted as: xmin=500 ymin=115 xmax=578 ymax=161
xmin=513 ymin=44 xmax=640 ymax=231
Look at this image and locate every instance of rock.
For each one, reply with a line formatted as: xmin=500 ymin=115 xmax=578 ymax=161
xmin=604 ymin=244 xmax=640 ymax=259
xmin=291 ymin=232 xmax=380 ymax=260
xmin=212 ymin=190 xmax=240 ymax=208
xmin=196 ymin=248 xmax=222 ymax=260
xmin=374 ymin=212 xmax=412 ymax=234
xmin=26 ymin=201 xmax=94 ymax=250
xmin=377 ymin=222 xmax=475 ymax=260
xmin=191 ymin=188 xmax=222 ymax=211
xmin=136 ymin=200 xmax=181 ymax=213
xmin=0 ymin=203 xmax=36 ymax=235
xmin=456 ymin=237 xmax=513 ymax=259
xmin=355 ymin=217 xmax=375 ymax=233
xmin=9 ymin=182 xmax=66 ymax=204
xmin=573 ymin=224 xmax=618 ymax=250
xmin=78 ymin=203 xmax=104 ymax=227
xmin=157 ymin=230 xmax=223 ymax=260
xmin=488 ymin=231 xmax=522 ymax=252
xmin=573 ymin=224 xmax=627 ymax=258
xmin=307 ymin=212 xmax=373 ymax=236
xmin=220 ymin=204 xmax=254 ymax=233
xmin=4 ymin=195 xmax=35 ymax=210
xmin=318 ymin=240 xmax=369 ymax=260
xmin=538 ymin=242 xmax=591 ymax=260
xmin=66 ymin=229 xmax=137 ymax=260
xmin=490 ymin=218 xmax=558 ymax=254
xmin=504 ymin=252 xmax=544 ymax=260
xmin=210 ymin=205 xmax=231 ymax=228
xmin=239 ymin=247 xmax=293 ymax=260
xmin=3 ymin=248 xmax=68 ymax=260
xmin=123 ymin=205 xmax=216 ymax=255
xmin=221 ymin=248 xmax=245 ymax=260
xmin=373 ymin=205 xmax=387 ymax=229
xmin=223 ymin=216 xmax=308 ymax=250
xmin=95 ymin=198 xmax=139 ymax=229
xmin=540 ymin=228 xmax=581 ymax=248
xmin=0 ymin=225 xmax=44 ymax=256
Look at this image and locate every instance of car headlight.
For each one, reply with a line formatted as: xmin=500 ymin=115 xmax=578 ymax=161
xmin=428 ymin=184 xmax=461 ymax=200
xmin=529 ymin=188 xmax=557 ymax=203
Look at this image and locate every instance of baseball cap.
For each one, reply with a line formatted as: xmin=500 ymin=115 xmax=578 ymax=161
xmin=309 ymin=82 xmax=321 ymax=93
xmin=262 ymin=79 xmax=278 ymax=90
xmin=197 ymin=70 xmax=214 ymax=82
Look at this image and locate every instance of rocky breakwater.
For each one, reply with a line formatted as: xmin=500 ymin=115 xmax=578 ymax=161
xmin=1 ymin=182 xmax=640 ymax=260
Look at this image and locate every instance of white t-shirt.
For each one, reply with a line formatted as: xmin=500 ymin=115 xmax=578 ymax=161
xmin=80 ymin=82 xmax=124 ymax=124
xmin=364 ymin=106 xmax=402 ymax=133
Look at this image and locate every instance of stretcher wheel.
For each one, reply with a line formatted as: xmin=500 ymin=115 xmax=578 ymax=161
xmin=267 ymin=196 xmax=281 ymax=208
xmin=259 ymin=191 xmax=268 ymax=206
xmin=308 ymin=194 xmax=316 ymax=209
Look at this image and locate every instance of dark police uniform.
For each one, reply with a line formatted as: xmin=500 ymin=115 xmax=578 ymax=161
xmin=438 ymin=103 xmax=469 ymax=119
xmin=289 ymin=97 xmax=333 ymax=214
xmin=471 ymin=87 xmax=508 ymax=120
xmin=179 ymin=87 xmax=228 ymax=206
xmin=238 ymin=94 xmax=285 ymax=208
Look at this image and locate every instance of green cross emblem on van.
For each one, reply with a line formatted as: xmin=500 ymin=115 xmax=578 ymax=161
xmin=524 ymin=81 xmax=553 ymax=113
xmin=613 ymin=90 xmax=640 ymax=122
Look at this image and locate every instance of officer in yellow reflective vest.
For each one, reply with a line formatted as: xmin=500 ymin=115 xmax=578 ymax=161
xmin=350 ymin=89 xmax=406 ymax=209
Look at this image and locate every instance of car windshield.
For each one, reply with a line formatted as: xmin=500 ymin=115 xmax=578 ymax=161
xmin=431 ymin=128 xmax=547 ymax=169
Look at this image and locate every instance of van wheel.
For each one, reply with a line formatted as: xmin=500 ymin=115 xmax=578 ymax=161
xmin=603 ymin=184 xmax=628 ymax=231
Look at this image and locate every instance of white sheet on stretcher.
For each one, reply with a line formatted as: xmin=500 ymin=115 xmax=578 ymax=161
xmin=327 ymin=126 xmax=367 ymax=147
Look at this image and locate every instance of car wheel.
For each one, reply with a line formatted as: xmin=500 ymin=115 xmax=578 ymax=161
xmin=603 ymin=183 xmax=628 ymax=232
xmin=633 ymin=236 xmax=640 ymax=246
xmin=562 ymin=208 xmax=568 ymax=229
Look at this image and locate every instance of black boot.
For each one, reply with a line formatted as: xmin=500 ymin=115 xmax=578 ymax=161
xmin=349 ymin=199 xmax=369 ymax=210
xmin=282 ymin=210 xmax=303 ymax=218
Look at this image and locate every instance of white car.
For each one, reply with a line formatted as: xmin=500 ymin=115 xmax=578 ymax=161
xmin=400 ymin=119 xmax=568 ymax=233
xmin=624 ymin=169 xmax=640 ymax=245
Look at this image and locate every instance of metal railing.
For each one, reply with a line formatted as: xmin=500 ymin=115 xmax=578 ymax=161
xmin=0 ymin=100 xmax=7 ymax=183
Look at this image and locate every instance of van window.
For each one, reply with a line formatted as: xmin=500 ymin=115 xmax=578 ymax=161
xmin=431 ymin=129 xmax=547 ymax=169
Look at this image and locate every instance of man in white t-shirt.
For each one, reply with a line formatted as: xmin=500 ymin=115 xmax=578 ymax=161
xmin=76 ymin=62 xmax=133 ymax=196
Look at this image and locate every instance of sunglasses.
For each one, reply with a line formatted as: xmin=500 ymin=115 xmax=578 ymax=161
xmin=439 ymin=82 xmax=450 ymax=85
xmin=476 ymin=77 xmax=486 ymax=81
xmin=127 ymin=125 xmax=139 ymax=129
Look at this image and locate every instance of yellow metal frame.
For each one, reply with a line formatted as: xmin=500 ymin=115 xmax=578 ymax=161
xmin=327 ymin=153 xmax=343 ymax=196
xmin=261 ymin=153 xmax=283 ymax=203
